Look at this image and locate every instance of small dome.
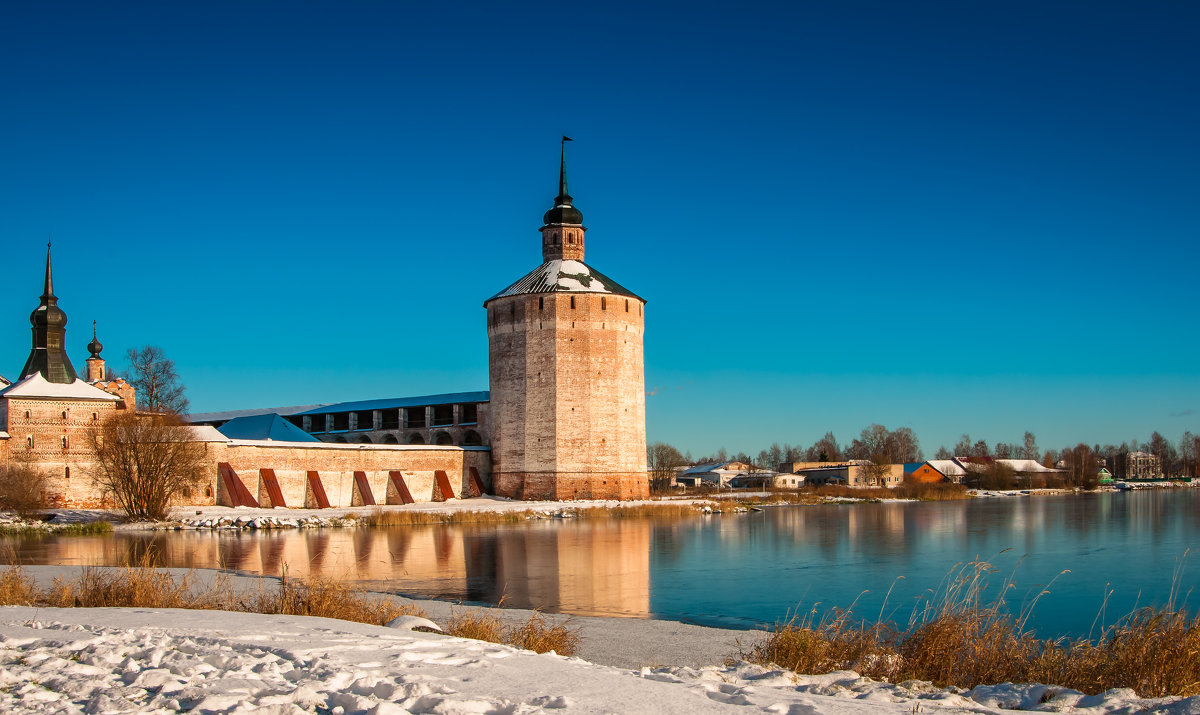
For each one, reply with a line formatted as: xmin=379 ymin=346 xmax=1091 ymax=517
xmin=88 ymin=336 xmax=103 ymax=358
xmin=543 ymin=197 xmax=583 ymax=225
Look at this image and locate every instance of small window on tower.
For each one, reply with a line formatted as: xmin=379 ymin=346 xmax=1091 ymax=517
xmin=92 ymin=412 xmax=98 ymax=421
xmin=65 ymin=467 xmax=70 ymax=480
xmin=62 ymin=436 xmax=69 ymax=449
xmin=570 ymin=296 xmax=576 ymax=309
xmin=539 ymin=297 xmax=544 ymax=310
xmin=601 ymin=297 xmax=606 ymax=310
xmin=625 ymin=300 xmax=629 ymax=312
xmin=24 ymin=410 xmax=30 ymax=419
xmin=61 ymin=410 xmax=68 ymax=420
xmin=26 ymin=436 xmax=33 ymax=449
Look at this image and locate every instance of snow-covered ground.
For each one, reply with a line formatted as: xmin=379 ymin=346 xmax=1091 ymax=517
xmin=4 ymin=606 xmax=1199 ymax=715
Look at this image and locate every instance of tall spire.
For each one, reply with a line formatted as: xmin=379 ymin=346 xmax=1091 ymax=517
xmin=43 ymin=239 xmax=55 ymax=300
xmin=19 ymin=242 xmax=78 ymax=384
xmin=557 ymin=136 xmax=572 ymax=204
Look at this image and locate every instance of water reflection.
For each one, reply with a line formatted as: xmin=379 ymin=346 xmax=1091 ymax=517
xmin=3 ymin=490 xmax=1198 ymax=636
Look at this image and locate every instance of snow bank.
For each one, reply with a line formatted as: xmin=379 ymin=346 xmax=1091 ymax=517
xmin=3 ymin=607 xmax=1200 ymax=714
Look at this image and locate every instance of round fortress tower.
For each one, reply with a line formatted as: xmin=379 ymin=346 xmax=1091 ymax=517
xmin=484 ymin=147 xmax=649 ymax=500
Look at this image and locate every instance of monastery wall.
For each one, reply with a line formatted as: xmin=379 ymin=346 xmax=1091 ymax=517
xmin=204 ymin=440 xmax=492 ymax=509
xmin=1 ymin=397 xmax=123 ymax=508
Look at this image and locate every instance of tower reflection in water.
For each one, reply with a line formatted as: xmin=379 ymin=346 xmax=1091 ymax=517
xmin=3 ymin=519 xmax=653 ymax=618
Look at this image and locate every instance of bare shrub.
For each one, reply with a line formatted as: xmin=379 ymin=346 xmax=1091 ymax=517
xmin=504 ymin=612 xmax=581 ymax=656
xmin=244 ymin=572 xmax=421 ymax=625
xmin=444 ymin=607 xmax=581 ymax=656
xmin=85 ymin=410 xmax=208 ymax=520
xmin=0 ymin=462 xmax=49 ymax=518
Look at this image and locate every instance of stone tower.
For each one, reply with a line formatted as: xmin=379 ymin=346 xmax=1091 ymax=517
xmin=484 ymin=146 xmax=649 ymax=500
xmin=20 ymin=244 xmax=78 ymax=384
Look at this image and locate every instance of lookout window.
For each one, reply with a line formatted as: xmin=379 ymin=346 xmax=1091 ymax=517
xmin=570 ymin=296 xmax=576 ymax=309
xmin=459 ymin=403 xmax=478 ymax=425
xmin=539 ymin=297 xmax=544 ymax=310
xmin=26 ymin=436 xmax=33 ymax=449
xmin=625 ymin=300 xmax=629 ymax=312
xmin=64 ymin=467 xmax=70 ymax=480
xmin=601 ymin=297 xmax=606 ymax=310
xmin=24 ymin=410 xmax=30 ymax=419
xmin=404 ymin=407 xmax=426 ymax=429
xmin=62 ymin=436 xmax=69 ymax=449
xmin=92 ymin=412 xmax=98 ymax=421
xmin=61 ymin=410 xmax=68 ymax=420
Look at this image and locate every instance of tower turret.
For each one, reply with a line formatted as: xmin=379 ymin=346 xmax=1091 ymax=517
xmin=85 ymin=321 xmax=106 ymax=382
xmin=541 ymin=138 xmax=586 ymax=262
xmin=20 ymin=243 xmax=78 ymax=384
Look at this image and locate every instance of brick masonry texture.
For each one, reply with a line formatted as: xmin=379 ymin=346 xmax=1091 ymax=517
xmin=487 ymin=291 xmax=648 ymax=500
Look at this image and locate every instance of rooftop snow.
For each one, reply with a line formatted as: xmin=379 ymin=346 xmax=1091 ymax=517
xmin=486 ymin=259 xmax=643 ymax=302
xmin=0 ymin=373 xmax=123 ymax=401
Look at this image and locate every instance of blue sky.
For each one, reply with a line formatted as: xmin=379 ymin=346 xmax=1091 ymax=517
xmin=2 ymin=1 xmax=1197 ymax=458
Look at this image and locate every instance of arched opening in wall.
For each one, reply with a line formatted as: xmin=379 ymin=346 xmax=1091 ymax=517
xmin=433 ymin=432 xmax=454 ymax=446
xmin=462 ymin=430 xmax=482 ymax=446
xmin=358 ymin=435 xmax=373 ymax=444
xmin=333 ymin=435 xmax=348 ymax=443
xmin=406 ymin=433 xmax=426 ymax=445
xmin=61 ymin=436 xmax=69 ymax=449
xmin=205 ymin=487 xmax=213 ymax=498
xmin=64 ymin=467 xmax=70 ymax=480
xmin=26 ymin=436 xmax=33 ymax=449
xmin=382 ymin=434 xmax=399 ymax=444
xmin=61 ymin=410 xmax=67 ymax=420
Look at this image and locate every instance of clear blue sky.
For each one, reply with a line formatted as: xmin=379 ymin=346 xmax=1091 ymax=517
xmin=2 ymin=1 xmax=1197 ymax=458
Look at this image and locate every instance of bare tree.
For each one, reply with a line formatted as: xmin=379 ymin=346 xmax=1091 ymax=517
xmin=934 ymin=445 xmax=952 ymax=460
xmin=647 ymin=442 xmax=687 ymax=493
xmin=0 ymin=461 xmax=49 ymax=518
xmin=805 ymin=432 xmax=842 ymax=462
xmin=858 ymin=454 xmax=892 ymax=487
xmin=126 ymin=346 xmax=189 ymax=414
xmin=86 ymin=410 xmax=209 ymax=520
xmin=1022 ymin=431 xmax=1039 ymax=461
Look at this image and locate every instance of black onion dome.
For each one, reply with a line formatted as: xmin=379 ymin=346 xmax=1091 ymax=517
xmin=88 ymin=322 xmax=103 ymax=358
xmin=543 ymin=198 xmax=583 ymax=225
xmin=31 ymin=303 xmax=67 ymax=328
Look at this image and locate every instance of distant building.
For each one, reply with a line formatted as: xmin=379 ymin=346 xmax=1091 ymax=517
xmin=1125 ymin=451 xmax=1162 ymax=479
xmin=779 ymin=460 xmax=903 ymax=487
xmin=677 ymin=461 xmax=753 ymax=488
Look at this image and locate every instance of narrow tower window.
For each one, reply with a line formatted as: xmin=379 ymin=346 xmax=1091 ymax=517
xmin=601 ymin=297 xmax=606 ymax=310
xmin=539 ymin=297 xmax=544 ymax=310
xmin=570 ymin=296 xmax=576 ymax=309
xmin=62 ymin=435 xmax=69 ymax=449
xmin=625 ymin=299 xmax=629 ymax=312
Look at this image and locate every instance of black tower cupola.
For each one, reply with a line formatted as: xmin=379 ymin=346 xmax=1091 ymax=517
xmin=20 ymin=244 xmax=78 ymax=384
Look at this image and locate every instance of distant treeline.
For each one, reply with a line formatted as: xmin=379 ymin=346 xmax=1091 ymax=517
xmin=650 ymin=425 xmax=1200 ymax=481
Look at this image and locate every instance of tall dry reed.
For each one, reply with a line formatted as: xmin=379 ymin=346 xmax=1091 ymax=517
xmin=743 ymin=556 xmax=1200 ymax=697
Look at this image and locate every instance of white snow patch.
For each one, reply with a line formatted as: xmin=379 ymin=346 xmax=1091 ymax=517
xmin=1 ymin=607 xmax=1197 ymax=714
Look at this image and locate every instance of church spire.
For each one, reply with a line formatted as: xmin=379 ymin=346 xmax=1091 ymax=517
xmin=19 ymin=242 xmax=78 ymax=384
xmin=541 ymin=137 xmax=586 ymax=262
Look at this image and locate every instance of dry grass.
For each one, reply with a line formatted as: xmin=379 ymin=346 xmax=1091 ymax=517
xmin=0 ymin=561 xmax=581 ymax=656
xmin=444 ymin=606 xmax=581 ymax=656
xmin=799 ymin=481 xmax=969 ymax=502
xmin=0 ymin=560 xmax=421 ymax=627
xmin=741 ymin=557 xmax=1200 ymax=697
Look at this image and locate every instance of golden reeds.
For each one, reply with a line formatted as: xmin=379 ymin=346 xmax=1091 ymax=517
xmin=742 ymin=557 xmax=1200 ymax=697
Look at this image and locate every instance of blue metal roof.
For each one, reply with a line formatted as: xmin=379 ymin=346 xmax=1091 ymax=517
xmin=217 ymin=413 xmax=321 ymax=442
xmin=296 ymin=391 xmax=490 ymax=416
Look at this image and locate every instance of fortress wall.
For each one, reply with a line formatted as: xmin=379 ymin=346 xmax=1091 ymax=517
xmin=206 ymin=441 xmax=492 ymax=509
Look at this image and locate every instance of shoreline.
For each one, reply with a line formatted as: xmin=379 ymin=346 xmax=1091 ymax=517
xmin=9 ymin=482 xmax=1193 ymax=534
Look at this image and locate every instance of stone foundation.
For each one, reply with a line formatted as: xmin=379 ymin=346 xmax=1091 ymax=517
xmin=495 ymin=471 xmax=648 ymax=501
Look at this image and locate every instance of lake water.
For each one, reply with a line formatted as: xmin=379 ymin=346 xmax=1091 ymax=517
xmin=4 ymin=489 xmax=1197 ymax=638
